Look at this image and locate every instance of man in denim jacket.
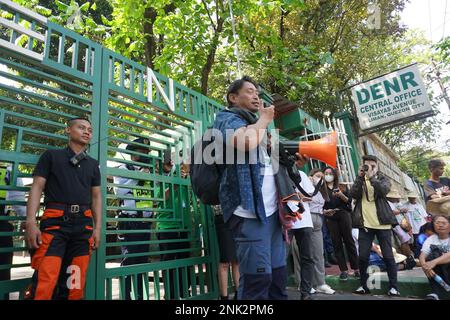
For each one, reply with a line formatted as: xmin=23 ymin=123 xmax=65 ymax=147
xmin=213 ymin=76 xmax=305 ymax=300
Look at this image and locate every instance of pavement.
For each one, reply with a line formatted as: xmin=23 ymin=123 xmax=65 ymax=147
xmin=5 ymin=255 xmax=430 ymax=300
xmin=287 ymin=262 xmax=431 ymax=300
xmin=286 ymin=287 xmax=419 ymax=300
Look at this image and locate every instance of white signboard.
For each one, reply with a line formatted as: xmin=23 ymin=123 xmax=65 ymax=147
xmin=351 ymin=64 xmax=432 ymax=131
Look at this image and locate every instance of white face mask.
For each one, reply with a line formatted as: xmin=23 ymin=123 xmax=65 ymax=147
xmin=325 ymin=174 xmax=334 ymax=183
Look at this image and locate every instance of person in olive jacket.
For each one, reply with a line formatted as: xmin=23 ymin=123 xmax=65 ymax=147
xmin=349 ymin=155 xmax=400 ymax=297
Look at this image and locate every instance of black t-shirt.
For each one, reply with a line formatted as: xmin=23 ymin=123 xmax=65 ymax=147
xmin=425 ymin=177 xmax=450 ymax=201
xmin=323 ymin=186 xmax=352 ymax=220
xmin=33 ymin=147 xmax=101 ymax=205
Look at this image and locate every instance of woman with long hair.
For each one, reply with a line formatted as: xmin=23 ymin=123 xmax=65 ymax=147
xmin=307 ymin=168 xmax=335 ymax=294
xmin=322 ymin=166 xmax=359 ymax=281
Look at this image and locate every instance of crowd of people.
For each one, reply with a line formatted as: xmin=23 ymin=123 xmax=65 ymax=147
xmin=209 ymin=76 xmax=450 ymax=301
xmin=0 ymin=76 xmax=449 ymax=301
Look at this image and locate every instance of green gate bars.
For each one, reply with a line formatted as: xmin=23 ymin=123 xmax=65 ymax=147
xmin=0 ymin=0 xmax=223 ymax=300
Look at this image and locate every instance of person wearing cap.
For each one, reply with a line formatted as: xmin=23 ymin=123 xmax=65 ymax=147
xmin=386 ymin=189 xmax=415 ymax=269
xmin=24 ymin=118 xmax=102 ymax=300
xmin=368 ymin=242 xmax=409 ymax=272
xmin=402 ymin=190 xmax=429 ymax=257
xmin=113 ymin=137 xmax=153 ymax=300
xmin=349 ymin=154 xmax=399 ymax=296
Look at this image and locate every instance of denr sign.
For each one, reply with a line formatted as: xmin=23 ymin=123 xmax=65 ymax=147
xmin=351 ymin=64 xmax=432 ymax=132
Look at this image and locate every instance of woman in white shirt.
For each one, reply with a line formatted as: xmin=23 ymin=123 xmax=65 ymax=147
xmin=308 ymin=169 xmax=335 ymax=295
xmin=419 ymin=215 xmax=450 ymax=300
xmin=402 ymin=191 xmax=429 ymax=257
xmin=290 ymin=165 xmax=316 ymax=300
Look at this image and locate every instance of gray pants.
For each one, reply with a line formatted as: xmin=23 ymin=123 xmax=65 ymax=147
xmin=292 ymin=213 xmax=326 ymax=288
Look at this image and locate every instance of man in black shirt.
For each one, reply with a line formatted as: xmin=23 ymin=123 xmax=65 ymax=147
xmin=25 ymin=118 xmax=102 ymax=300
xmin=424 ymin=159 xmax=450 ymax=202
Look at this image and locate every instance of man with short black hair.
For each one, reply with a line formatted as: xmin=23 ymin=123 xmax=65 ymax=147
xmin=425 ymin=159 xmax=450 ymax=202
xmin=213 ymin=76 xmax=307 ymax=300
xmin=25 ymin=118 xmax=102 ymax=300
xmin=349 ymin=154 xmax=400 ymax=296
xmin=226 ymin=76 xmax=260 ymax=107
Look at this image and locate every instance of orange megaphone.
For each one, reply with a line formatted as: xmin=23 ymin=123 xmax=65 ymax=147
xmin=282 ymin=131 xmax=338 ymax=168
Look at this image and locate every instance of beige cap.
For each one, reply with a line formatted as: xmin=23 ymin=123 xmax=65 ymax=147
xmin=386 ymin=189 xmax=402 ymax=199
xmin=406 ymin=190 xmax=419 ymax=198
xmin=393 ymin=248 xmax=407 ymax=264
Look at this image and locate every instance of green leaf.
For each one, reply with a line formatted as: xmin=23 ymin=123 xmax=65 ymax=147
xmin=34 ymin=5 xmax=52 ymax=16
xmin=79 ymin=2 xmax=91 ymax=13
xmin=129 ymin=41 xmax=138 ymax=52
xmin=15 ymin=34 xmax=28 ymax=47
xmin=1 ymin=11 xmax=14 ymax=19
xmin=55 ymin=1 xmax=69 ymax=11
xmin=91 ymin=2 xmax=97 ymax=11
xmin=101 ymin=14 xmax=112 ymax=26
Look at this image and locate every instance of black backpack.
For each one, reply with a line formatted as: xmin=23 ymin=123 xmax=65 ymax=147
xmin=190 ymin=108 xmax=254 ymax=205
xmin=189 ymin=127 xmax=222 ymax=205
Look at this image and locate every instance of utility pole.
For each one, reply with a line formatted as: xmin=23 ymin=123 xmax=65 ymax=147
xmin=432 ymin=60 xmax=450 ymax=111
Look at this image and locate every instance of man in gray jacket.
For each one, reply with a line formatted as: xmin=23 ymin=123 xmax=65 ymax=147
xmin=349 ymin=155 xmax=400 ymax=296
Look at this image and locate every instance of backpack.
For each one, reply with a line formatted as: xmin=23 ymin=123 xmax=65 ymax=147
xmin=189 ymin=127 xmax=222 ymax=205
xmin=189 ymin=108 xmax=253 ymax=205
xmin=189 ymin=107 xmax=321 ymax=205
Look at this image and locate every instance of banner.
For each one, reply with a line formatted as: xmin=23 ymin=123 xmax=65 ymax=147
xmin=351 ymin=64 xmax=432 ymax=132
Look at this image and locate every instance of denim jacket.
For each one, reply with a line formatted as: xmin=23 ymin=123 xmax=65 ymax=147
xmin=213 ymin=110 xmax=267 ymax=223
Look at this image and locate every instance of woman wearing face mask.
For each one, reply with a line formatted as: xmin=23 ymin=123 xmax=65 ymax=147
xmin=308 ymin=169 xmax=335 ymax=294
xmin=289 ymin=167 xmax=336 ymax=298
xmin=322 ymin=167 xmax=359 ymax=281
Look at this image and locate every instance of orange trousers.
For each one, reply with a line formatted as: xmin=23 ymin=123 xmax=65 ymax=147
xmin=28 ymin=208 xmax=94 ymax=300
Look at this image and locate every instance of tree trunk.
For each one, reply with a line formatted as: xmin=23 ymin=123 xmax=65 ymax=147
xmin=200 ymin=17 xmax=224 ymax=95
xmin=143 ymin=7 xmax=157 ymax=69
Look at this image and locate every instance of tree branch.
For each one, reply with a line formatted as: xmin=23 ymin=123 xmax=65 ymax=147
xmin=201 ymin=0 xmax=217 ymax=31
xmin=143 ymin=6 xmax=158 ymax=69
xmin=200 ymin=16 xmax=224 ymax=94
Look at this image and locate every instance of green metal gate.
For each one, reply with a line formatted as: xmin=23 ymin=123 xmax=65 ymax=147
xmin=0 ymin=0 xmax=221 ymax=300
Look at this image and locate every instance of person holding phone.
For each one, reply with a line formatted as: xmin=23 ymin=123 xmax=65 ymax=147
xmin=322 ymin=167 xmax=359 ymax=281
xmin=349 ymin=155 xmax=399 ymax=297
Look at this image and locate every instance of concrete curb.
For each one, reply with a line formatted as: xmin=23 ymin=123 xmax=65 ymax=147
xmin=324 ymin=274 xmax=431 ymax=299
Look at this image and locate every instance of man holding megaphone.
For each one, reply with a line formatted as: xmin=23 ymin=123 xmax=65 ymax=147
xmin=212 ymin=76 xmax=314 ymax=300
